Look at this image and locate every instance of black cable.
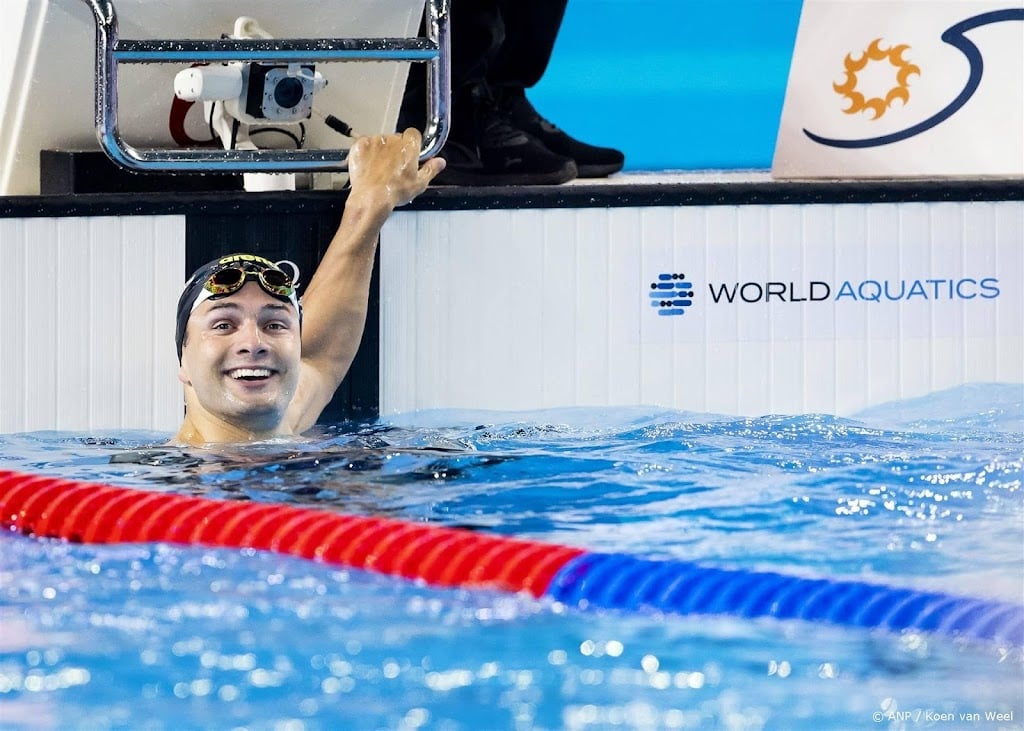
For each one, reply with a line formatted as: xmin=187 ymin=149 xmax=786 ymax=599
xmin=207 ymin=101 xmax=220 ymax=144
xmin=249 ymin=126 xmax=303 ymax=148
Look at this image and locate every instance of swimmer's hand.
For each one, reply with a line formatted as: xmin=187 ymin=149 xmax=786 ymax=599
xmin=347 ymin=128 xmax=446 ymax=209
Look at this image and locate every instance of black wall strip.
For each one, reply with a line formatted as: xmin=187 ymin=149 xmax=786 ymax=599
xmin=2 ymin=177 xmax=1022 ymax=219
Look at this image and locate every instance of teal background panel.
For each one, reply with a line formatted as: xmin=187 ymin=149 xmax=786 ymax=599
xmin=529 ymin=0 xmax=804 ymax=171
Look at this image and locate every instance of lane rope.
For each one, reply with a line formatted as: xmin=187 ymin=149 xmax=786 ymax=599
xmin=2 ymin=469 xmax=1020 ymax=645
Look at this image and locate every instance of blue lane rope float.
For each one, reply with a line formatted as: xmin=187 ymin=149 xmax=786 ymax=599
xmin=1 ymin=470 xmax=1021 ymax=646
xmin=547 ymin=553 xmax=1023 ymax=645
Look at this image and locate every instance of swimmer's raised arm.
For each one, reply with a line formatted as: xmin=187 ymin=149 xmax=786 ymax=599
xmin=285 ymin=128 xmax=446 ymax=433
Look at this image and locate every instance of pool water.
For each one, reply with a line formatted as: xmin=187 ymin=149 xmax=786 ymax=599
xmin=1 ymin=384 xmax=1022 ymax=730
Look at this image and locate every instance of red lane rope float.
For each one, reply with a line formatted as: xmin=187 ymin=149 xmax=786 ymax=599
xmin=0 ymin=470 xmax=582 ymax=596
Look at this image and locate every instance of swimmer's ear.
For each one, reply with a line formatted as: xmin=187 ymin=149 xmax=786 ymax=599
xmin=178 ymin=362 xmax=192 ymax=387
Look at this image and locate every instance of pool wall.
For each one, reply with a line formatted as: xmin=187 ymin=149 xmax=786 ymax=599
xmin=2 ymin=1 xmax=1022 ymax=431
xmin=0 ymin=213 xmax=185 ymax=433
xmin=379 ymin=179 xmax=1024 ymax=417
xmin=0 ymin=180 xmax=1022 ymax=432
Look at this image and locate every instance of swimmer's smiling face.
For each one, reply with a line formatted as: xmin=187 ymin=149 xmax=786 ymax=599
xmin=178 ymin=281 xmax=301 ymax=436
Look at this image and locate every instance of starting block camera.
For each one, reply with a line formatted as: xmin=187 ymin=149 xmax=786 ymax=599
xmin=172 ymin=17 xmax=329 ymax=159
xmin=70 ymin=0 xmax=450 ymax=177
xmin=174 ymin=61 xmax=326 ymax=126
xmin=244 ymin=63 xmax=321 ymax=122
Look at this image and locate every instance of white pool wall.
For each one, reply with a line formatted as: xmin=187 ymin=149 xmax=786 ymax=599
xmin=380 ymin=194 xmax=1023 ymax=417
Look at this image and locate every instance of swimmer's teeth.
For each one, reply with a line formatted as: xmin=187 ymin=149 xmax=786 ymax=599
xmin=231 ymin=368 xmax=271 ymax=379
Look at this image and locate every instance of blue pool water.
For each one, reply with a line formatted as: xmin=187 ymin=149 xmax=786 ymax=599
xmin=1 ymin=384 xmax=1022 ymax=730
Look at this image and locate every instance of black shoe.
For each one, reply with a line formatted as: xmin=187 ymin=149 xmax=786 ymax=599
xmin=501 ymin=89 xmax=625 ymax=178
xmin=434 ymin=112 xmax=577 ymax=187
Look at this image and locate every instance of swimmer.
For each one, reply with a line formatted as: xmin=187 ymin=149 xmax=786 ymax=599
xmin=171 ymin=129 xmax=445 ymax=445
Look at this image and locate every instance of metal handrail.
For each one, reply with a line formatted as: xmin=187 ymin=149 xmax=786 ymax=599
xmin=81 ymin=0 xmax=450 ymax=172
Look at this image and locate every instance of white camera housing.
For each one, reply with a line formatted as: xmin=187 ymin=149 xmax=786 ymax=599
xmin=173 ymin=65 xmax=243 ymax=102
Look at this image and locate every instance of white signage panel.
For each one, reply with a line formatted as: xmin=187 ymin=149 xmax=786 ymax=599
xmin=773 ymin=1 xmax=1024 ymax=178
xmin=381 ymin=201 xmax=1023 ymax=417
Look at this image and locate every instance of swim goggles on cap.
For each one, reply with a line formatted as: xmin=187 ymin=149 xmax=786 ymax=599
xmin=189 ymin=259 xmax=301 ymax=314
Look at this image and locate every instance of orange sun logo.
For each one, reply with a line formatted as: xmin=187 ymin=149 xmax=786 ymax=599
xmin=833 ymin=39 xmax=921 ymax=120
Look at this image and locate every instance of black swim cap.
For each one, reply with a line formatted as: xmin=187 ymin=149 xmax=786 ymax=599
xmin=175 ymin=253 xmax=301 ymax=362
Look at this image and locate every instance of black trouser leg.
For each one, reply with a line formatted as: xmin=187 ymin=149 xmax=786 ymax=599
xmin=399 ymin=1 xmax=506 ymax=132
xmin=397 ymin=0 xmax=579 ymax=185
xmin=486 ymin=0 xmax=568 ymax=93
xmin=399 ymin=0 xmax=566 ymax=130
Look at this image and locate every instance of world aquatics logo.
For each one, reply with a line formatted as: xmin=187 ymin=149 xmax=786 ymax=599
xmin=648 ymin=273 xmax=1000 ymax=316
xmin=805 ymin=8 xmax=1024 ymax=148
xmin=649 ymin=273 xmax=695 ymax=317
